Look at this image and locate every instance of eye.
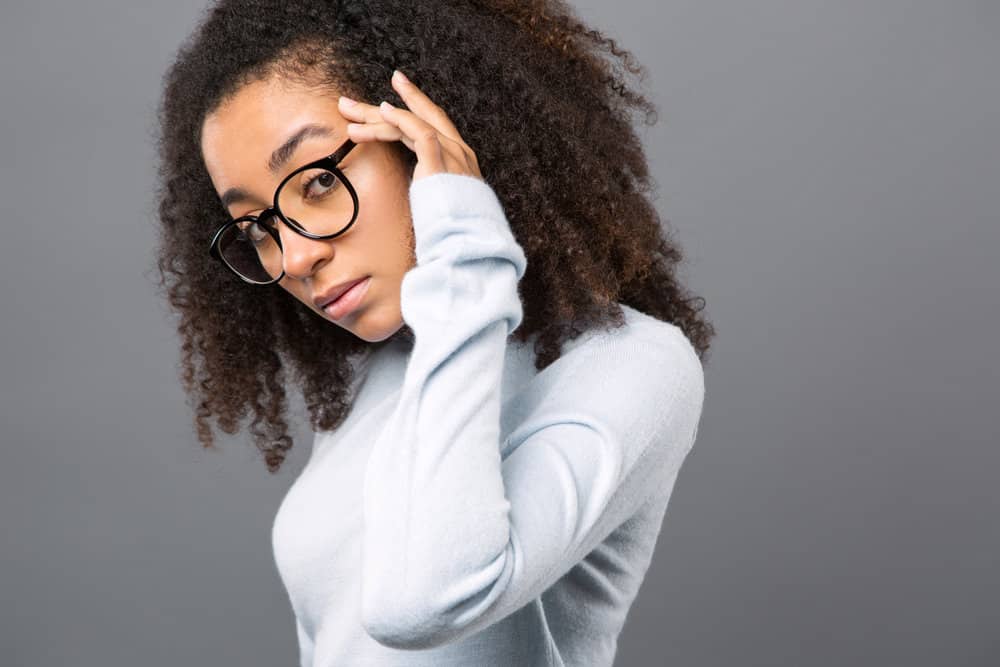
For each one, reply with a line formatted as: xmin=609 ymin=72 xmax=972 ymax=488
xmin=302 ymin=169 xmax=341 ymax=200
xmin=236 ymin=214 xmax=276 ymax=245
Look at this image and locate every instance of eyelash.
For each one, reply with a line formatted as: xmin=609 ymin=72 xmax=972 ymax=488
xmin=302 ymin=171 xmax=334 ymax=200
xmin=239 ymin=165 xmax=346 ymax=219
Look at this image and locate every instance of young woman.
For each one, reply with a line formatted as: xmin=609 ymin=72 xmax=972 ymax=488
xmin=154 ymin=1 xmax=715 ymax=664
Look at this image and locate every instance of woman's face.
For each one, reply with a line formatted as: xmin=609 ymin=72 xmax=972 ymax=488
xmin=200 ymin=75 xmax=416 ymax=342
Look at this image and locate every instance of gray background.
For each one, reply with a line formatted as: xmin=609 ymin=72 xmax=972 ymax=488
xmin=2 ymin=1 xmax=997 ymax=665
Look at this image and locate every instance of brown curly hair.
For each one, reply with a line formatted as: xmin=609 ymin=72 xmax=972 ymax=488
xmin=152 ymin=0 xmax=716 ymax=474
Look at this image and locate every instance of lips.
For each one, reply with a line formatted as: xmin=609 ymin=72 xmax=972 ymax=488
xmin=313 ymin=276 xmax=369 ymax=310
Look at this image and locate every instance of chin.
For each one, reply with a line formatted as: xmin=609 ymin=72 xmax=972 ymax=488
xmin=337 ymin=306 xmax=405 ymax=343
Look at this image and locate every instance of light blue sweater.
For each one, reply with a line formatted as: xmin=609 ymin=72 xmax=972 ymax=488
xmin=271 ymin=172 xmax=706 ymax=666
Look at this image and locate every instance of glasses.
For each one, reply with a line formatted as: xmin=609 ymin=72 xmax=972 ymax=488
xmin=208 ymin=138 xmax=360 ymax=285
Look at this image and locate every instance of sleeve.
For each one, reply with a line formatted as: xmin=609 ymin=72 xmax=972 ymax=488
xmin=295 ymin=618 xmax=314 ymax=667
xmin=359 ymin=172 xmax=705 ymax=651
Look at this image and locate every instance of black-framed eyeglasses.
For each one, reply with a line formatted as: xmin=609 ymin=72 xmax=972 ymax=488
xmin=208 ymin=138 xmax=359 ymax=285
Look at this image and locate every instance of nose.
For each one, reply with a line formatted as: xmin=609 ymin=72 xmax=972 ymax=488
xmin=278 ymin=220 xmax=333 ymax=280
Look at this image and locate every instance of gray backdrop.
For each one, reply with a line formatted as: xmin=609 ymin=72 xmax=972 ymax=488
xmin=2 ymin=1 xmax=997 ymax=665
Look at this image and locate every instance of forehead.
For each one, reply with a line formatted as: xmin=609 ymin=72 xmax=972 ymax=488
xmin=200 ymin=77 xmax=345 ymax=180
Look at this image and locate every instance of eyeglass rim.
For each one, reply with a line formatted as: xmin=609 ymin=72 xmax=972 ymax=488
xmin=207 ymin=137 xmax=360 ymax=285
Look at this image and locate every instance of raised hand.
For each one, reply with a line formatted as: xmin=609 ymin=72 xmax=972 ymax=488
xmin=338 ymin=69 xmax=483 ymax=184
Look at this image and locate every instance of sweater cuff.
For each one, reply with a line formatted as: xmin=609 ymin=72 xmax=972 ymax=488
xmin=407 ymin=172 xmax=508 ymax=226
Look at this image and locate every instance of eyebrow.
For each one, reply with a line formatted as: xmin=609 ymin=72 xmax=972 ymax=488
xmin=218 ymin=123 xmax=336 ymax=210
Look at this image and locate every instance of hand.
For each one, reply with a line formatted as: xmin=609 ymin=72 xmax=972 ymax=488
xmin=338 ymin=70 xmax=483 ymax=184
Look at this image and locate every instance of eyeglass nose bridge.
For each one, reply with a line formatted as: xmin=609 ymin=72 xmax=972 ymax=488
xmin=208 ymin=146 xmax=361 ymax=284
xmin=261 ymin=200 xmax=361 ymax=248
xmin=262 ymin=205 xmax=360 ymax=283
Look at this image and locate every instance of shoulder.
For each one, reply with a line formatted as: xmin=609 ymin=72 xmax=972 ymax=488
xmin=502 ymin=303 xmax=705 ymax=480
xmin=556 ymin=303 xmax=703 ymax=392
xmin=614 ymin=303 xmax=700 ymax=362
xmin=518 ymin=303 xmax=705 ymax=432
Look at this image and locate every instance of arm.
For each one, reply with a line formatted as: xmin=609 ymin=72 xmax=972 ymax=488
xmin=360 ymin=172 xmax=704 ymax=650
xmin=295 ymin=618 xmax=314 ymax=667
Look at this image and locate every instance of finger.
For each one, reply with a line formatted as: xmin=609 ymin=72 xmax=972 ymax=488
xmin=377 ymin=101 xmax=454 ymax=174
xmin=390 ymin=70 xmax=465 ymax=146
xmin=341 ymin=95 xmax=457 ymax=172
xmin=389 ymin=72 xmax=482 ymax=178
xmin=346 ymin=120 xmax=412 ymax=151
xmin=338 ymin=96 xmax=383 ymax=123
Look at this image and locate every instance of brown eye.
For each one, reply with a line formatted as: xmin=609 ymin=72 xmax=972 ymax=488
xmin=236 ymin=213 xmax=277 ymax=244
xmin=303 ymin=169 xmax=341 ymax=200
xmin=237 ymin=220 xmax=268 ymax=244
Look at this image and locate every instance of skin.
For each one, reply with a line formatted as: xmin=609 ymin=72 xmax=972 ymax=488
xmin=200 ymin=69 xmax=482 ymax=343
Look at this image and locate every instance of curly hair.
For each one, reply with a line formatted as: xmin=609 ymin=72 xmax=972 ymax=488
xmin=152 ymin=0 xmax=716 ymax=473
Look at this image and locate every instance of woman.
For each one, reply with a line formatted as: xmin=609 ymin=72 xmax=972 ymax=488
xmin=154 ymin=1 xmax=715 ymax=664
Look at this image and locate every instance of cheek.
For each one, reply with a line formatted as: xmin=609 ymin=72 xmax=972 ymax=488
xmin=350 ymin=156 xmax=413 ymax=257
xmin=352 ymin=200 xmax=414 ymax=268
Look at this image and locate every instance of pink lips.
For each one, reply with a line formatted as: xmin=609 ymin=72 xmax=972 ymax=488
xmin=322 ymin=276 xmax=371 ymax=320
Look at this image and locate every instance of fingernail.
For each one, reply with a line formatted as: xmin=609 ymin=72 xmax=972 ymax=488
xmin=393 ymin=69 xmax=409 ymax=84
xmin=380 ymin=100 xmax=394 ymax=111
xmin=339 ymin=95 xmax=357 ymax=106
